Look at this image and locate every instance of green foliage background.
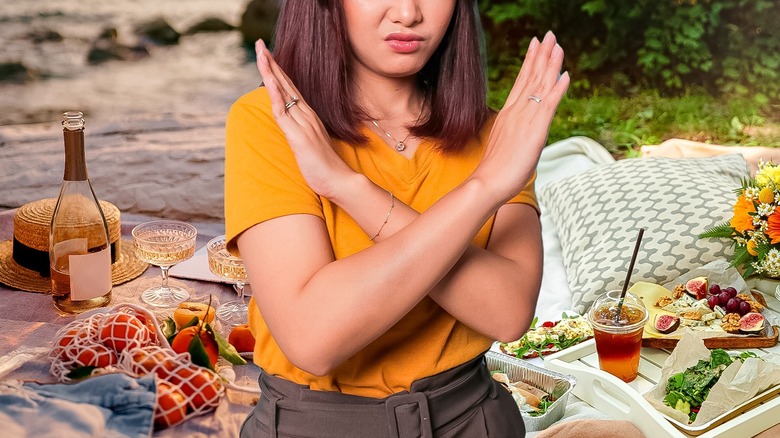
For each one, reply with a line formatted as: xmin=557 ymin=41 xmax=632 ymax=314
xmin=478 ymin=0 xmax=780 ymax=154
xmin=479 ymin=0 xmax=779 ymax=102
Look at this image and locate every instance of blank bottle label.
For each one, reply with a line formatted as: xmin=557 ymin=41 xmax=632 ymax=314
xmin=69 ymin=247 xmax=111 ymax=300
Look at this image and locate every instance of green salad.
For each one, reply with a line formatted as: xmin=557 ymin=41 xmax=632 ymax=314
xmin=663 ymin=348 xmax=759 ymax=423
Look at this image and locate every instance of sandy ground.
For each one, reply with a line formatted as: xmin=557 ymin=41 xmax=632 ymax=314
xmin=0 ymin=113 xmax=228 ymax=232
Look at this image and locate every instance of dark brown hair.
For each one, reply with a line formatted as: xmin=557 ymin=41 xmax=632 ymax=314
xmin=272 ymin=0 xmax=491 ymax=152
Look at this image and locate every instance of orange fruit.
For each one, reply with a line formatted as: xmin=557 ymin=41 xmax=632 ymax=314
xmin=171 ymin=325 xmax=219 ymax=367
xmin=74 ymin=343 xmax=117 ymax=368
xmin=54 ymin=328 xmax=81 ymax=359
xmin=99 ymin=313 xmax=152 ymax=353
xmin=130 ymin=348 xmax=177 ymax=375
xmin=173 ymin=302 xmax=215 ymax=329
xmin=228 ymin=324 xmax=255 ymax=353
xmin=170 ymin=365 xmax=222 ymax=411
xmin=134 ymin=312 xmax=159 ymax=338
xmin=54 ymin=323 xmax=97 ymax=360
xmin=154 ymin=380 xmax=188 ymax=430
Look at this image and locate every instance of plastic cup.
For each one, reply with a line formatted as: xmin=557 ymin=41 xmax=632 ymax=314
xmin=587 ymin=290 xmax=648 ymax=383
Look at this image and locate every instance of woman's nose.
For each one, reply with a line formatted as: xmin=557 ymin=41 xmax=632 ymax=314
xmin=386 ymin=0 xmax=422 ymax=27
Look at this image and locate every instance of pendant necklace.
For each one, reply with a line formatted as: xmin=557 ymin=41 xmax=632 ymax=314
xmin=371 ymin=120 xmax=410 ymax=152
xmin=370 ymin=106 xmax=424 ymax=152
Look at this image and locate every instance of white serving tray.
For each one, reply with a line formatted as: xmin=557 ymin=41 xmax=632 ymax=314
xmin=544 ymin=339 xmax=780 ymax=437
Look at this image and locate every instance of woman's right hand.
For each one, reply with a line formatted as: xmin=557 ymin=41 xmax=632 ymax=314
xmin=472 ymin=31 xmax=570 ymax=203
xmin=254 ymin=39 xmax=356 ymax=200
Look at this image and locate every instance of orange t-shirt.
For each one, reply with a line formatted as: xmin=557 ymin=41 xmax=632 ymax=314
xmin=225 ymin=87 xmax=538 ymax=398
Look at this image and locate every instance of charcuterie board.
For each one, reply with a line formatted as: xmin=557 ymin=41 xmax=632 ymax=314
xmin=630 ymin=282 xmax=779 ymax=350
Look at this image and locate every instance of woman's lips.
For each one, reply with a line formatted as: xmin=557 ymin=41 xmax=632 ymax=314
xmin=385 ymin=33 xmax=423 ymax=53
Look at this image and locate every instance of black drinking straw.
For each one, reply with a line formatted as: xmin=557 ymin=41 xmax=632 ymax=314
xmin=614 ymin=228 xmax=645 ymax=324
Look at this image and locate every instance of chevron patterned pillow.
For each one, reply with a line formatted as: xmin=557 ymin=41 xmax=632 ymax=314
xmin=538 ymin=153 xmax=749 ymax=314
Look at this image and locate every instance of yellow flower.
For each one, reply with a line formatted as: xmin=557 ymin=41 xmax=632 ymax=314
xmin=730 ymin=195 xmax=756 ymax=234
xmin=747 ymin=240 xmax=759 ymax=256
xmin=759 ymin=187 xmax=776 ymax=204
xmin=756 ymin=165 xmax=780 ymax=187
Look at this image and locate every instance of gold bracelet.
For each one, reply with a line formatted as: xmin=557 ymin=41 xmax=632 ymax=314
xmin=369 ymin=190 xmax=394 ymax=242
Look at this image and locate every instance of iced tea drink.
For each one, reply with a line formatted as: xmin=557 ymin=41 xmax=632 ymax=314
xmin=587 ymin=290 xmax=648 ymax=383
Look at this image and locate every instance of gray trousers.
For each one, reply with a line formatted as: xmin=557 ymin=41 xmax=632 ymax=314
xmin=240 ymin=355 xmax=526 ymax=437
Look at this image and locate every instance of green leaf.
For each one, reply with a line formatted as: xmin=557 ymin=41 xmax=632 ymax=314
xmin=160 ymin=317 xmax=177 ymax=339
xmin=699 ymin=223 xmax=734 ymax=239
xmin=581 ymin=0 xmax=606 ymax=16
xmin=66 ymin=366 xmax=97 ymax=380
xmin=709 ymin=349 xmax=733 ymax=368
xmin=210 ymin=323 xmax=247 ymax=365
xmin=188 ymin=332 xmax=214 ymax=370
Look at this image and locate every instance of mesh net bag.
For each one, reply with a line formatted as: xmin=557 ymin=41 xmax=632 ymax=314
xmin=120 ymin=345 xmax=224 ymax=429
xmin=48 ymin=303 xmax=225 ymax=429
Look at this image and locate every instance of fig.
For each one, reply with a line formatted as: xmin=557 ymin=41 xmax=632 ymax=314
xmin=685 ymin=277 xmax=709 ymax=300
xmin=739 ymin=312 xmax=765 ymax=334
xmin=654 ymin=314 xmax=680 ymax=334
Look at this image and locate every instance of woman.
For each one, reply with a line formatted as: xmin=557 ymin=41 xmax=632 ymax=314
xmin=225 ymin=0 xmax=568 ymax=436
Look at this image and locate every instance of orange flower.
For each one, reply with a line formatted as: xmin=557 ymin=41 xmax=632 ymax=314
xmin=747 ymin=240 xmax=759 ymax=256
xmin=730 ymin=195 xmax=756 ymax=234
xmin=767 ymin=209 xmax=780 ymax=244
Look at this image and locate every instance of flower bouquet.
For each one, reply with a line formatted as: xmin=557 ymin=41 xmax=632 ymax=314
xmin=701 ymin=160 xmax=780 ymax=278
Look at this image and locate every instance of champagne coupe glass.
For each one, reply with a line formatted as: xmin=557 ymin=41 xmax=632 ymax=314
xmin=207 ymin=235 xmax=249 ymax=326
xmin=132 ymin=220 xmax=197 ymax=307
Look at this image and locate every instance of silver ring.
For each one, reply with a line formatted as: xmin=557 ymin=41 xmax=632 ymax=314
xmin=284 ymin=96 xmax=299 ymax=110
xmin=528 ymin=95 xmax=542 ymax=104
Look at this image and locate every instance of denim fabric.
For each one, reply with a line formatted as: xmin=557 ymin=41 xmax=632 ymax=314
xmin=0 ymin=373 xmax=155 ymax=438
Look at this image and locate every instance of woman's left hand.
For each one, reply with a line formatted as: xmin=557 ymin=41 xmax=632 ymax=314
xmin=255 ymin=39 xmax=355 ymax=199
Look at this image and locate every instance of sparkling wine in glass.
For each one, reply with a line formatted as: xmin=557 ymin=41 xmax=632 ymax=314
xmin=132 ymin=220 xmax=197 ymax=307
xmin=207 ymin=235 xmax=249 ymax=326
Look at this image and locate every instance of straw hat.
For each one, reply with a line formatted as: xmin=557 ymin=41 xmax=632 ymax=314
xmin=0 ymin=198 xmax=148 ymax=293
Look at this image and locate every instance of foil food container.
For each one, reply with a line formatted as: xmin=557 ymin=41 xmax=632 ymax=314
xmin=485 ymin=351 xmax=576 ymax=432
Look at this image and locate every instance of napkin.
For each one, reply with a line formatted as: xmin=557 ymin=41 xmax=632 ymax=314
xmin=535 ymin=419 xmax=644 ymax=438
xmin=169 ymin=244 xmax=227 ymax=283
xmin=0 ymin=373 xmax=156 ymax=438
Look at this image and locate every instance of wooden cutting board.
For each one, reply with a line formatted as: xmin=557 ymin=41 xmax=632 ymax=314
xmin=642 ymin=325 xmax=779 ymax=349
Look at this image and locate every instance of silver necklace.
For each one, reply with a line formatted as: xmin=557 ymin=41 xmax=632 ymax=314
xmin=370 ymin=106 xmax=424 ymax=152
xmin=371 ymin=119 xmax=410 ymax=152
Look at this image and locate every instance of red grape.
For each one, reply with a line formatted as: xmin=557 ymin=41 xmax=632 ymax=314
xmin=724 ymin=287 xmax=738 ymax=299
xmin=718 ymin=292 xmax=731 ymax=306
xmin=707 ymin=295 xmax=719 ymax=309
xmin=726 ymin=298 xmax=740 ymax=312
xmin=738 ymin=301 xmax=751 ymax=316
xmin=709 ymin=284 xmax=721 ymax=295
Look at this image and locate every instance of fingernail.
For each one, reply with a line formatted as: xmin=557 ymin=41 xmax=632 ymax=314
xmin=529 ymin=37 xmax=539 ymax=50
xmin=543 ymin=31 xmax=553 ymax=43
xmin=561 ymin=71 xmax=570 ymax=80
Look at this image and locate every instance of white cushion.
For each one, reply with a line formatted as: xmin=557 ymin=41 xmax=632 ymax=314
xmin=537 ymin=154 xmax=749 ymax=314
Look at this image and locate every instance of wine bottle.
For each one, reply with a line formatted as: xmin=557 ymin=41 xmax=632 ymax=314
xmin=49 ymin=111 xmax=112 ymax=313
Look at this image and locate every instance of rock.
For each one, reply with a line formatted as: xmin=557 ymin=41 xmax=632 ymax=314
xmin=184 ymin=17 xmax=235 ymax=35
xmin=0 ymin=61 xmax=36 ymax=83
xmin=26 ymin=29 xmax=63 ymax=44
xmin=239 ymin=0 xmax=282 ymax=47
xmin=135 ymin=17 xmax=180 ymax=45
xmin=87 ymin=27 xmax=150 ymax=65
